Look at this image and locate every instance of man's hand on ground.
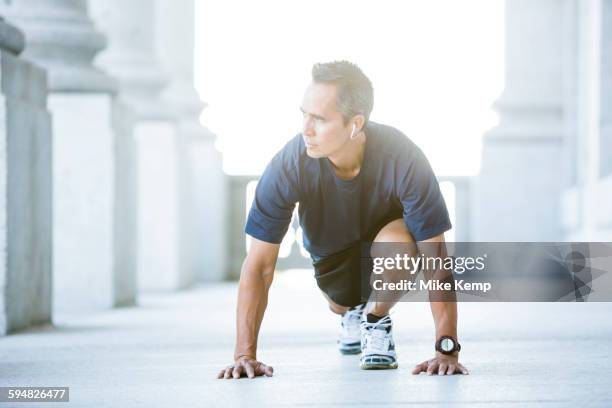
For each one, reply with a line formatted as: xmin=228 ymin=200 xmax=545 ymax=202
xmin=217 ymin=356 xmax=274 ymax=379
xmin=412 ymin=352 xmax=468 ymax=375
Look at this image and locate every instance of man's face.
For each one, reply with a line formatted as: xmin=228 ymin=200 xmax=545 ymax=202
xmin=300 ymin=82 xmax=351 ymax=158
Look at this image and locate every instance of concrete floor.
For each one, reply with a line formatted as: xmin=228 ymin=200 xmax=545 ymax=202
xmin=1 ymin=269 xmax=612 ymax=407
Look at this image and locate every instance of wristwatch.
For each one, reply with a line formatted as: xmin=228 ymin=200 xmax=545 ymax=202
xmin=435 ymin=335 xmax=461 ymax=355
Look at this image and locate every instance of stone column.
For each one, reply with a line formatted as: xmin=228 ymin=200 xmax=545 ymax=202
xmin=90 ymin=0 xmax=186 ymax=290
xmin=561 ymin=0 xmax=612 ymax=240
xmin=0 ymin=0 xmax=138 ymax=312
xmin=601 ymin=0 xmax=612 ymax=179
xmin=155 ymin=0 xmax=227 ymax=283
xmin=474 ymin=0 xmax=569 ymax=241
xmin=0 ymin=18 xmax=52 ymax=334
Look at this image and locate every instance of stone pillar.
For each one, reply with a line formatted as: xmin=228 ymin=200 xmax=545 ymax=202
xmin=0 ymin=0 xmax=138 ymax=312
xmin=561 ymin=0 xmax=612 ymax=240
xmin=601 ymin=0 xmax=612 ymax=179
xmin=0 ymin=18 xmax=52 ymax=334
xmin=474 ymin=0 xmax=568 ymax=241
xmin=89 ymin=0 xmax=186 ymax=290
xmin=155 ymin=0 xmax=227 ymax=283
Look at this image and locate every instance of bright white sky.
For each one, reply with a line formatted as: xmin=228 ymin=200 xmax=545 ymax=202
xmin=194 ymin=0 xmax=504 ymax=176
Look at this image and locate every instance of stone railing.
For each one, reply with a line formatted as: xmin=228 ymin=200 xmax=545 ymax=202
xmin=226 ymin=174 xmax=472 ymax=279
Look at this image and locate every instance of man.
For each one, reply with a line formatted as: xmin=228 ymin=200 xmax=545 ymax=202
xmin=217 ymin=61 xmax=468 ymax=380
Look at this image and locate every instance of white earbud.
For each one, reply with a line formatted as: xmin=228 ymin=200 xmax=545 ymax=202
xmin=350 ymin=123 xmax=357 ymax=140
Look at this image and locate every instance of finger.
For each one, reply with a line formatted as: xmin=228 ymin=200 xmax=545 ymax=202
xmin=245 ymin=362 xmax=256 ymax=379
xmin=426 ymin=361 xmax=437 ymax=376
xmin=412 ymin=361 xmax=428 ymax=375
xmin=256 ymin=363 xmax=274 ymax=377
xmin=265 ymin=365 xmax=274 ymax=377
xmin=223 ymin=367 xmax=232 ymax=379
xmin=232 ymin=365 xmax=242 ymax=379
xmin=438 ymin=363 xmax=448 ymax=376
xmin=457 ymin=363 xmax=469 ymax=375
xmin=446 ymin=364 xmax=456 ymax=375
xmin=217 ymin=369 xmax=226 ymax=379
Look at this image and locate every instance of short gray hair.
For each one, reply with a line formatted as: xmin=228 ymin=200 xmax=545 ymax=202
xmin=311 ymin=61 xmax=374 ymax=125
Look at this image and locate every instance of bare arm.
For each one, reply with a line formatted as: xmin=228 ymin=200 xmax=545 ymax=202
xmin=234 ymin=237 xmax=280 ymax=360
xmin=421 ymin=233 xmax=457 ymax=340
xmin=218 ymin=237 xmax=280 ymax=379
xmin=412 ymin=233 xmax=468 ymax=375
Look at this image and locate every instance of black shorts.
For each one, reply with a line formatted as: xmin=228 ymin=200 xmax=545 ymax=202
xmin=312 ymin=216 xmax=404 ymax=307
xmin=312 ymin=242 xmax=373 ymax=308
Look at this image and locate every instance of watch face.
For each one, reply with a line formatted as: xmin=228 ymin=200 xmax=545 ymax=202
xmin=440 ymin=337 xmax=455 ymax=352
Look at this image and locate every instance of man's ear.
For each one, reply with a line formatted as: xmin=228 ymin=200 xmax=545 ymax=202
xmin=353 ymin=115 xmax=366 ymax=133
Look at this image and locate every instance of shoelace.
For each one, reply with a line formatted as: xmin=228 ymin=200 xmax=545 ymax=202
xmin=344 ymin=305 xmax=364 ymax=322
xmin=369 ymin=328 xmax=388 ymax=351
xmin=361 ymin=314 xmax=393 ymax=351
xmin=342 ymin=305 xmax=365 ymax=334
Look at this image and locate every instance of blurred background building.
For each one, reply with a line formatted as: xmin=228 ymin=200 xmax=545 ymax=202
xmin=0 ymin=0 xmax=610 ymax=335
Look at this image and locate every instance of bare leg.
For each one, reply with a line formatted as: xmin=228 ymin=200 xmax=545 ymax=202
xmin=366 ymin=219 xmax=416 ymax=317
xmin=320 ymin=218 xmax=415 ymax=317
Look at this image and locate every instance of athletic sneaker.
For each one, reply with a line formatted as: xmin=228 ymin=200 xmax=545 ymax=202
xmin=337 ymin=303 xmax=366 ymax=355
xmin=359 ymin=314 xmax=398 ymax=369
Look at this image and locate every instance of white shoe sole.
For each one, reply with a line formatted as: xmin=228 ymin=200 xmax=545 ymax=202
xmin=360 ymin=361 xmax=399 ymax=370
xmin=338 ymin=341 xmax=361 ymax=355
xmin=360 ymin=354 xmax=398 ymax=369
